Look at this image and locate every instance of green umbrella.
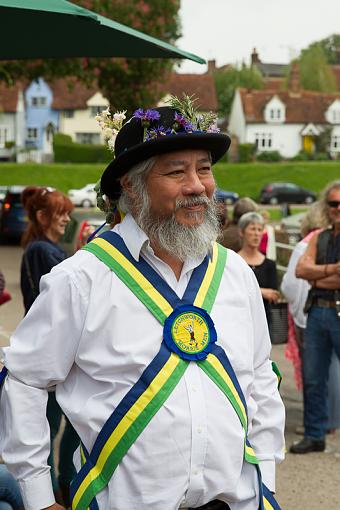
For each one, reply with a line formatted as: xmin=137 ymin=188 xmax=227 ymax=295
xmin=0 ymin=0 xmax=205 ymax=63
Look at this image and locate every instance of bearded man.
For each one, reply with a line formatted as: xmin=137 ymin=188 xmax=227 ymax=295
xmin=0 ymin=104 xmax=285 ymax=510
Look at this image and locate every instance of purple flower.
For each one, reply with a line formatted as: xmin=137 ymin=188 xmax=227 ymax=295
xmin=133 ymin=108 xmax=145 ymax=119
xmin=145 ymin=126 xmax=171 ymax=141
xmin=145 ymin=109 xmax=160 ymax=121
xmin=206 ymin=123 xmax=220 ymax=133
xmin=173 ymin=112 xmax=194 ymax=132
xmin=133 ymin=108 xmax=160 ymax=122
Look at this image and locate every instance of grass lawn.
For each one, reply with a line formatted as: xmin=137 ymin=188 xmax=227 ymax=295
xmin=0 ymin=160 xmax=339 ymax=199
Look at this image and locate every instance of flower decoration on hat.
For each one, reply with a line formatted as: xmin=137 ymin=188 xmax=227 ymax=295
xmin=96 ymin=94 xmax=220 ymax=154
xmin=95 ymin=107 xmax=127 ymax=152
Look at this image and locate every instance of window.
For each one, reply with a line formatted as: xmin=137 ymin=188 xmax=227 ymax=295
xmin=90 ymin=106 xmax=102 ymax=117
xmin=27 ymin=128 xmax=38 ymax=140
xmin=332 ymin=110 xmax=340 ymax=123
xmin=255 ymin=133 xmax=273 ymax=150
xmin=330 ymin=135 xmax=340 ymax=151
xmin=0 ymin=127 xmax=8 ymax=148
xmin=63 ymin=110 xmax=74 ymax=118
xmin=31 ymin=96 xmax=47 ymax=108
xmin=269 ymin=109 xmax=281 ymax=121
xmin=76 ymin=132 xmax=100 ymax=144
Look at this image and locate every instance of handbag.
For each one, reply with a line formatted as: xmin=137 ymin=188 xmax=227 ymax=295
xmin=0 ymin=288 xmax=11 ymax=306
xmin=270 ymin=301 xmax=288 ymax=345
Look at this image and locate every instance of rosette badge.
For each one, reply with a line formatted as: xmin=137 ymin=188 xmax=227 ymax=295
xmin=163 ymin=305 xmax=217 ymax=361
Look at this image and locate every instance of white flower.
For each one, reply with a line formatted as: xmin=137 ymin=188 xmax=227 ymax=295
xmin=104 ymin=127 xmax=113 ymax=139
xmin=101 ymin=107 xmax=111 ymax=117
xmin=113 ymin=111 xmax=126 ymax=122
xmin=108 ymin=138 xmax=115 ymax=152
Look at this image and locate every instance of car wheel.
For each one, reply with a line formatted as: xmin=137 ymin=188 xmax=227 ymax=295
xmin=269 ymin=197 xmax=279 ymax=205
xmin=305 ymin=196 xmax=314 ymax=204
xmin=82 ymin=199 xmax=92 ymax=208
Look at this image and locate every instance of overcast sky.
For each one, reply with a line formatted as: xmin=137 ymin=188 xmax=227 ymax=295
xmin=176 ymin=0 xmax=340 ymax=73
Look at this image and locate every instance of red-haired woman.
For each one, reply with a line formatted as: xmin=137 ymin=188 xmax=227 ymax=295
xmin=20 ymin=186 xmax=78 ymax=507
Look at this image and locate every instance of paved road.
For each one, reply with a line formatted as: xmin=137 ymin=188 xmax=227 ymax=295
xmin=1 ymin=245 xmax=339 ymax=509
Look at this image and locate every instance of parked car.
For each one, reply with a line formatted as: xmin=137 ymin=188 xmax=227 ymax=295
xmin=68 ymin=183 xmax=97 ymax=208
xmin=0 ymin=186 xmax=27 ymax=240
xmin=260 ymin=182 xmax=316 ymax=205
xmin=59 ymin=209 xmax=107 ymax=256
xmin=214 ymin=188 xmax=239 ymax=204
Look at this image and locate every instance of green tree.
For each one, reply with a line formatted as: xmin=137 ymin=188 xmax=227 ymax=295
xmin=306 ymin=34 xmax=340 ymax=64
xmin=0 ymin=0 xmax=181 ymax=113
xmin=298 ymin=43 xmax=336 ymax=92
xmin=214 ymin=64 xmax=263 ymax=116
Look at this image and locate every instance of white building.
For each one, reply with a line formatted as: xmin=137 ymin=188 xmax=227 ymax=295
xmin=0 ymin=83 xmax=25 ymax=161
xmin=228 ymin=85 xmax=340 ymax=159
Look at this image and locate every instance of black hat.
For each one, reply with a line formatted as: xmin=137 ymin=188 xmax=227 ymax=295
xmin=100 ymin=106 xmax=231 ymax=200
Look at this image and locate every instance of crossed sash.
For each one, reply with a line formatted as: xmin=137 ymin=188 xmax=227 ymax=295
xmin=0 ymin=229 xmax=281 ymax=510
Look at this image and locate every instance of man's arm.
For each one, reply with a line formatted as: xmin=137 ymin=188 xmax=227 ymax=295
xmin=0 ymin=266 xmax=86 ymax=510
xmin=314 ymin=274 xmax=340 ymax=289
xmin=296 ymin=233 xmax=340 ymax=281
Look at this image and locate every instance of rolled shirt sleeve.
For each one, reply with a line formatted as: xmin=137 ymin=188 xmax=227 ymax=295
xmin=0 ymin=265 xmax=87 ymax=509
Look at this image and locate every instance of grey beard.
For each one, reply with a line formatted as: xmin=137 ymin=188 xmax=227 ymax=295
xmin=134 ymin=194 xmax=221 ymax=262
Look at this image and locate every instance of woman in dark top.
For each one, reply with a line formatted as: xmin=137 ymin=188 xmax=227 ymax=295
xmin=20 ymin=186 xmax=78 ymax=507
xmin=237 ymin=212 xmax=280 ymax=329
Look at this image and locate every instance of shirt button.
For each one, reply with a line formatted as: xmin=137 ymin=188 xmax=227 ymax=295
xmin=194 ymin=470 xmax=199 ymax=475
xmin=192 ymin=386 xmax=197 ymax=392
xmin=197 ymin=427 xmax=202 ymax=434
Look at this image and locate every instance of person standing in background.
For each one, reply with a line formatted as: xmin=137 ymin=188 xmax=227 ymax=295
xmin=281 ymin=201 xmax=340 ymax=433
xmin=20 ymin=187 xmax=79 ymax=506
xmin=221 ymin=197 xmax=258 ymax=252
xmin=290 ymin=180 xmax=340 ymax=454
xmin=238 ymin=212 xmax=279 ymax=331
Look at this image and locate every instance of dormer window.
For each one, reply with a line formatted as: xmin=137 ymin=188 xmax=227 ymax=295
xmin=269 ymin=109 xmax=282 ymax=121
xmin=264 ymin=96 xmax=285 ymax=124
xmin=31 ymin=96 xmax=46 ymax=108
xmin=332 ymin=110 xmax=340 ymax=123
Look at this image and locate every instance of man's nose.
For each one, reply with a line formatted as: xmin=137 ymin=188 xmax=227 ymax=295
xmin=182 ymin=171 xmax=205 ymax=195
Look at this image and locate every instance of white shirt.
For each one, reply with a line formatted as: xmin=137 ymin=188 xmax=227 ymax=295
xmin=0 ymin=214 xmax=285 ymax=510
xmin=280 ymin=239 xmax=310 ymax=328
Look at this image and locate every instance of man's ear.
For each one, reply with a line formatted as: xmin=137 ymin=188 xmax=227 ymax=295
xmin=120 ymin=174 xmax=134 ymax=197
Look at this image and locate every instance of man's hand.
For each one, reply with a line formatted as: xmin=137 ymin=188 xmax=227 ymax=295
xmin=42 ymin=504 xmax=66 ymax=510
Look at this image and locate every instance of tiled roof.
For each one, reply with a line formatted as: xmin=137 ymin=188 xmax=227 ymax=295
xmin=239 ymin=88 xmax=340 ymax=123
xmin=50 ymin=78 xmax=98 ymax=109
xmin=160 ymin=73 xmax=218 ymax=112
xmin=263 ymin=78 xmax=285 ymax=91
xmin=255 ymin=62 xmax=289 ymax=78
xmin=0 ymin=83 xmax=24 ymax=112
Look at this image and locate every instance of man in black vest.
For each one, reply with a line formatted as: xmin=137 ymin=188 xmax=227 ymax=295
xmin=290 ymin=180 xmax=340 ymax=454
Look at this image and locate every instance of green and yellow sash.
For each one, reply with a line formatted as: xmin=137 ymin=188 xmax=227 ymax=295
xmin=70 ymin=231 xmax=281 ymax=510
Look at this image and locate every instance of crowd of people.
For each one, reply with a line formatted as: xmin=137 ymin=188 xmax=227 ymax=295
xmin=0 ymin=98 xmax=339 ymax=510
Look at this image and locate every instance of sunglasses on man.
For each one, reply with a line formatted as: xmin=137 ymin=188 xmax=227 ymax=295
xmin=327 ymin=200 xmax=340 ymax=208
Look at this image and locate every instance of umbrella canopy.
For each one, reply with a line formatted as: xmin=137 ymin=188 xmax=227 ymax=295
xmin=0 ymin=0 xmax=205 ymax=63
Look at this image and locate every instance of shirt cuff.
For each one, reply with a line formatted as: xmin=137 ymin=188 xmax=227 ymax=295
xmin=259 ymin=459 xmax=276 ymax=492
xmin=19 ymin=472 xmax=55 ymax=510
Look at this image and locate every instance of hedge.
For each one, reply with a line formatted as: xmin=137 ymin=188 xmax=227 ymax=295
xmin=53 ymin=138 xmax=112 ymax=163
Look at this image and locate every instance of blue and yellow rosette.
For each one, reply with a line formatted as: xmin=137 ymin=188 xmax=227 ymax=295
xmin=163 ymin=304 xmax=217 ymax=361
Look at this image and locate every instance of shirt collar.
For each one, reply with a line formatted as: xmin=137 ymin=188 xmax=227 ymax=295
xmin=113 ymin=213 xmax=208 ymax=271
xmin=113 ymin=213 xmax=151 ymax=261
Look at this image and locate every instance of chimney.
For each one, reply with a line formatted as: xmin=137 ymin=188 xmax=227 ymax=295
xmin=289 ymin=62 xmax=301 ymax=94
xmin=207 ymin=59 xmax=216 ymax=74
xmin=251 ymin=48 xmax=260 ymax=65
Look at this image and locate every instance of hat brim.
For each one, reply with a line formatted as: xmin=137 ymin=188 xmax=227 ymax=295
xmin=101 ymin=131 xmax=231 ymax=199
